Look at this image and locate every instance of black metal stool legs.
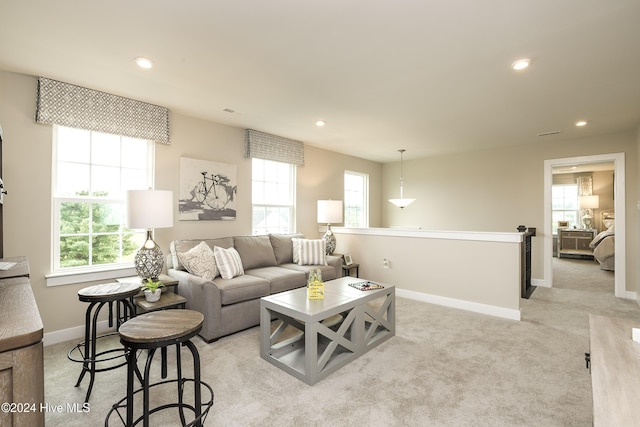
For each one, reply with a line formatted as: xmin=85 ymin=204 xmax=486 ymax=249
xmin=183 ymin=340 xmax=203 ymax=427
xmin=71 ymin=298 xmax=137 ymax=403
xmin=105 ymin=310 xmax=213 ymax=427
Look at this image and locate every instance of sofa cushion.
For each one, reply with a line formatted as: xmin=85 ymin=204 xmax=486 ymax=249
xmin=298 ymin=239 xmax=327 ymax=265
xmin=177 ymin=241 xmax=218 ymax=280
xmin=170 ymin=237 xmax=234 ymax=270
xmin=214 ymin=246 xmax=244 ymax=279
xmin=280 ymin=263 xmax=337 ymax=281
xmin=246 ymin=266 xmax=306 ymax=294
xmin=269 ymin=233 xmax=304 ymax=265
xmin=213 ymin=275 xmax=270 ymax=305
xmin=233 ymin=235 xmax=277 ymax=270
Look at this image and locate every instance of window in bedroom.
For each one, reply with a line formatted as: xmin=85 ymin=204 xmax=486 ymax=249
xmin=252 ymin=158 xmax=296 ymax=235
xmin=552 ymin=184 xmax=579 ymax=233
xmin=52 ymin=125 xmax=154 ymax=273
xmin=344 ymin=170 xmax=369 ymax=228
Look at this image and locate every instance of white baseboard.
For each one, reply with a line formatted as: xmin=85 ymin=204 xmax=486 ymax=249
xmin=396 ymin=288 xmax=521 ymax=321
xmin=43 ymin=319 xmax=115 ymax=347
xmin=532 ymin=278 xmax=548 ymax=288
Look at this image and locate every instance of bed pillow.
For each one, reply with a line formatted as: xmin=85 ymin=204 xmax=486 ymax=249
xmin=177 ymin=241 xmax=218 ymax=280
xmin=589 ymin=231 xmax=614 ymax=249
xmin=214 ymin=246 xmax=245 ymax=279
xmin=297 ymin=239 xmax=327 ymax=266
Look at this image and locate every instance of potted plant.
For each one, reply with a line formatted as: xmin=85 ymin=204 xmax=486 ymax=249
xmin=141 ymin=278 xmax=164 ymax=302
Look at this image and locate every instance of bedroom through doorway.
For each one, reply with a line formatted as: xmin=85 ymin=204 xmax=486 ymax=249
xmin=543 ymin=153 xmax=626 ymax=298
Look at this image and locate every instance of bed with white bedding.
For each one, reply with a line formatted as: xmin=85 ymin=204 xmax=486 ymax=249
xmin=589 ymin=210 xmax=615 ymax=271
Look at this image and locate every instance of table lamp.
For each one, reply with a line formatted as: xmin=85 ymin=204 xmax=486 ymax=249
xmin=126 ymin=189 xmax=174 ymax=280
xmin=579 ymin=195 xmax=599 ymax=229
xmin=317 ymin=200 xmax=343 ymax=255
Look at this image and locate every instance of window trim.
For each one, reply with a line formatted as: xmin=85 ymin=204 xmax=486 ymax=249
xmin=344 ymin=170 xmax=369 ymax=228
xmin=251 ymin=158 xmax=297 ymax=235
xmin=49 ymin=125 xmax=154 ymax=285
xmin=551 ymin=183 xmax=579 ymax=233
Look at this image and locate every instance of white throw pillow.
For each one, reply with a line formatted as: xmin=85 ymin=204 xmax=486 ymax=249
xmin=292 ymin=238 xmax=301 ymax=264
xmin=214 ymin=246 xmax=245 ymax=279
xmin=298 ymin=239 xmax=327 ymax=266
xmin=177 ymin=241 xmax=218 ymax=280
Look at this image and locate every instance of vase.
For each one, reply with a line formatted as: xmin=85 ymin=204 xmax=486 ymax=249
xmin=144 ymin=289 xmax=162 ymax=302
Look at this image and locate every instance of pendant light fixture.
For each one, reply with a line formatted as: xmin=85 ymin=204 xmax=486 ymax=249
xmin=389 ymin=149 xmax=416 ymax=209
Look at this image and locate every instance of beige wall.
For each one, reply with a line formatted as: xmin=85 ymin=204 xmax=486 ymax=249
xmin=382 ymin=132 xmax=638 ymax=293
xmin=335 ymin=230 xmax=522 ymax=317
xmin=297 ymin=145 xmax=383 ymax=238
xmin=1 ymin=68 xmax=637 ymax=339
xmin=637 ymin=124 xmax=640 ymax=297
xmin=0 ymin=70 xmax=382 ymax=336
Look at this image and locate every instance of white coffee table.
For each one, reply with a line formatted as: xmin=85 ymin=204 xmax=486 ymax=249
xmin=260 ymin=277 xmax=395 ymax=385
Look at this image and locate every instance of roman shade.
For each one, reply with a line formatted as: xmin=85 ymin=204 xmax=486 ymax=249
xmin=244 ymin=129 xmax=304 ymax=166
xmin=35 ymin=77 xmax=170 ymax=144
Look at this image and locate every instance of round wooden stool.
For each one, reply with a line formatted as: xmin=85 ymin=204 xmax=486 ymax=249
xmin=106 ymin=309 xmax=213 ymax=427
xmin=69 ymin=281 xmax=139 ymax=403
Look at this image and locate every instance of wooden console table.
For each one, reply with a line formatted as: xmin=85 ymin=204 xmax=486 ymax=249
xmin=0 ymin=257 xmax=44 ymax=427
xmin=589 ymin=314 xmax=640 ymax=426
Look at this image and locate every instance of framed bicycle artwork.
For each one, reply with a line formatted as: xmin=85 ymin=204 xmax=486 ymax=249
xmin=179 ymin=157 xmax=238 ymax=221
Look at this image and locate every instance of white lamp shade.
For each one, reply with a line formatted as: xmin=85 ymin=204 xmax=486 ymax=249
xmin=317 ymin=200 xmax=343 ymax=224
xmin=389 ymin=198 xmax=416 ymax=208
xmin=126 ymin=190 xmax=174 ymax=229
xmin=579 ymin=195 xmax=600 ymax=209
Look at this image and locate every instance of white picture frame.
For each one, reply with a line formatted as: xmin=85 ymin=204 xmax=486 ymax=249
xmin=344 ymin=254 xmax=353 ymax=266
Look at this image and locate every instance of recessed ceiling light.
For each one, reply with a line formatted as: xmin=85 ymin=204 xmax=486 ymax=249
xmin=575 ymin=120 xmax=588 ymax=127
xmin=135 ymin=57 xmax=153 ymax=69
xmin=511 ymin=58 xmax=531 ymax=71
xmin=316 ymin=120 xmax=326 ymax=127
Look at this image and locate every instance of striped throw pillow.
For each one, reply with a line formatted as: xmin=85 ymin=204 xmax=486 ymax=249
xmin=213 ymin=246 xmax=244 ymax=279
xmin=298 ymin=239 xmax=327 ymax=266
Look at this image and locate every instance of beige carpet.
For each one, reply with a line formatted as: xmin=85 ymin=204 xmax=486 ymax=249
xmin=44 ymin=258 xmax=640 ymax=426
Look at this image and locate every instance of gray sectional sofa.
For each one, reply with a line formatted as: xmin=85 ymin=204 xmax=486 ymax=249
xmin=167 ymin=233 xmax=343 ymax=342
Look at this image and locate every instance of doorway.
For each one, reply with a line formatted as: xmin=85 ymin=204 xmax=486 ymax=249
xmin=543 ymin=153 xmax=626 ymax=298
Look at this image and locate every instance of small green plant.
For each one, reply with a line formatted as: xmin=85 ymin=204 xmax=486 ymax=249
xmin=141 ymin=278 xmax=164 ymax=293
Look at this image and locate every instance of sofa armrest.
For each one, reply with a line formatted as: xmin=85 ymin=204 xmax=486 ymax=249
xmin=167 ymin=268 xmax=222 ymax=341
xmin=326 ymin=255 xmax=344 ymax=278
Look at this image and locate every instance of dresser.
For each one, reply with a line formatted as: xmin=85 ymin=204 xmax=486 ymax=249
xmin=589 ymin=315 xmax=640 ymax=426
xmin=0 ymin=257 xmax=44 ymax=427
xmin=557 ymin=228 xmax=596 ymax=259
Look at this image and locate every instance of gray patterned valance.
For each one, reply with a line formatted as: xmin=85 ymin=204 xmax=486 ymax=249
xmin=36 ymin=77 xmax=170 ymax=144
xmin=245 ymin=129 xmax=304 ymax=166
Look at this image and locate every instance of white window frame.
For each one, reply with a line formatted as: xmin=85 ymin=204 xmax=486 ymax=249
xmin=551 ymin=183 xmax=579 ymax=234
xmin=251 ymin=158 xmax=296 ymax=235
xmin=47 ymin=125 xmax=154 ymax=286
xmin=344 ymin=170 xmax=369 ymax=228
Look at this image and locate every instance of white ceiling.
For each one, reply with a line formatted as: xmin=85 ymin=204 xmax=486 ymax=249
xmin=1 ymin=1 xmax=639 ymax=163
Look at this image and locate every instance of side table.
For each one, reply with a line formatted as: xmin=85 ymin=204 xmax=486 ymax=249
xmin=69 ymin=282 xmax=140 ymax=403
xmin=342 ymin=263 xmax=360 ymax=278
xmin=117 ymin=274 xmax=186 ymax=314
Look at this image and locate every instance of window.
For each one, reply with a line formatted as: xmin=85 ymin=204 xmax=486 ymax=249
xmin=52 ymin=125 xmax=153 ymax=273
xmin=252 ymin=159 xmax=296 ymax=235
xmin=344 ymin=171 xmax=369 ymax=228
xmin=552 ymin=184 xmax=579 ymax=233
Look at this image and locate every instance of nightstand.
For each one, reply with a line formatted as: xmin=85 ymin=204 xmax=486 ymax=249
xmin=558 ymin=228 xmax=597 ymax=259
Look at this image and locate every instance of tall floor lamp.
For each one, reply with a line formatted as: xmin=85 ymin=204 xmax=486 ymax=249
xmin=317 ymin=200 xmax=343 ymax=255
xmin=126 ymin=189 xmax=174 ymax=280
